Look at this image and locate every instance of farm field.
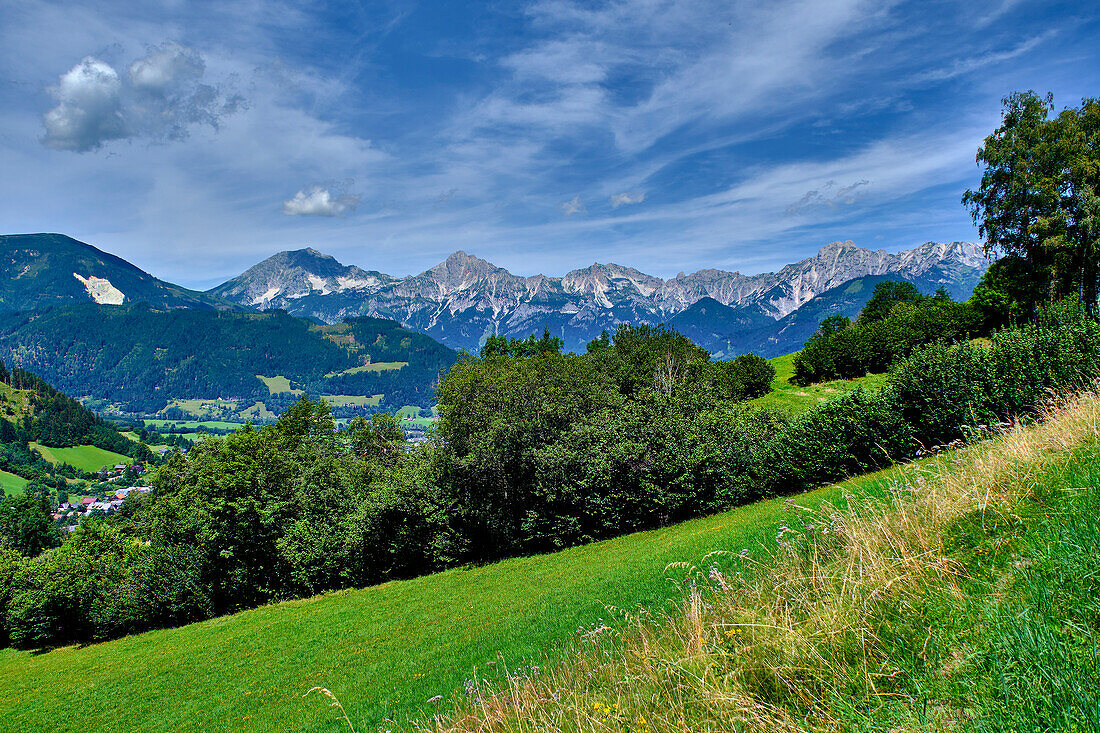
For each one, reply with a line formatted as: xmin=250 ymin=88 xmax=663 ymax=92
xmin=751 ymin=351 xmax=890 ymax=414
xmin=0 ymin=470 xmax=27 ymax=495
xmin=0 ymin=457 xmax=926 ymax=733
xmin=28 ymin=443 xmax=130 ymax=472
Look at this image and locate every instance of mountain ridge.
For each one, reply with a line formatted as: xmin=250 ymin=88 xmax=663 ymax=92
xmin=0 ymin=233 xmax=242 ymax=312
xmin=210 ymin=240 xmax=989 ymax=352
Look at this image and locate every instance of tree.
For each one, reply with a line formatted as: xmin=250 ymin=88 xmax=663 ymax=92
xmin=0 ymin=485 xmax=60 ymax=557
xmin=858 ymin=281 xmax=923 ymax=324
xmin=963 ymin=92 xmax=1100 ymax=314
xmin=969 ymin=255 xmax=1031 ymax=329
xmin=813 ymin=314 xmax=851 ymax=340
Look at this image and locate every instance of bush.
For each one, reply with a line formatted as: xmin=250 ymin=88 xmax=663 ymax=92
xmin=759 ymin=389 xmax=916 ymax=494
xmin=891 ymin=340 xmax=998 ymax=446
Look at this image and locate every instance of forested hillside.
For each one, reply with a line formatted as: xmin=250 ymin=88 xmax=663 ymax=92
xmin=0 ymin=304 xmax=457 ymax=414
xmin=0 ymin=361 xmax=153 ymax=488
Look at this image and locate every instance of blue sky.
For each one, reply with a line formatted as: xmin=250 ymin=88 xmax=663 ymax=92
xmin=1 ymin=0 xmax=1097 ymax=289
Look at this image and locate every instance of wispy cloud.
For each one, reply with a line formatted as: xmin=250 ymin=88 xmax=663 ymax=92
xmin=610 ymin=191 xmax=646 ymax=208
xmin=560 ymin=195 xmax=586 ymax=216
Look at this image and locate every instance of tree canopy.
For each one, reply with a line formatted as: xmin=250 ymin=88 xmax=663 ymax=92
xmin=963 ymin=92 xmax=1100 ymax=313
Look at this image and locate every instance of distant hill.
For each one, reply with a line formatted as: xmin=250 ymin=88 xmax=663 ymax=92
xmin=0 ymin=304 xmax=458 ymax=414
xmin=0 ymin=234 xmax=241 ymax=313
xmin=210 ymin=241 xmax=990 ymax=354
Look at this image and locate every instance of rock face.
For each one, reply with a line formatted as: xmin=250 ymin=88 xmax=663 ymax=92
xmin=210 ymin=240 xmax=990 ymax=354
xmin=0 ymin=233 xmax=241 ymax=313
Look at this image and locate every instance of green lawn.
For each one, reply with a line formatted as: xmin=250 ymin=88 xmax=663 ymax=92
xmin=256 ymin=375 xmax=303 ymax=396
xmin=0 ymin=470 xmax=28 ymax=496
xmin=750 ymin=351 xmax=890 ymax=414
xmin=28 ymin=443 xmax=131 ymax=473
xmin=0 ymin=459 xmax=925 ymax=733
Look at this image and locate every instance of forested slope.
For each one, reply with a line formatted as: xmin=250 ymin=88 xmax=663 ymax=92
xmin=0 ymin=304 xmax=458 ymax=413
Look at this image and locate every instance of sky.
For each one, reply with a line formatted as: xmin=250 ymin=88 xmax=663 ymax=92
xmin=0 ymin=0 xmax=1097 ymax=289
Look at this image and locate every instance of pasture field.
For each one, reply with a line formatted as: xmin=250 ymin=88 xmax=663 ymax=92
xmin=28 ymin=443 xmax=130 ymax=472
xmin=324 ymin=361 xmax=408 ymax=378
xmin=239 ymin=401 xmax=276 ymax=421
xmin=751 ymin=351 xmax=889 ymax=414
xmin=256 ymin=375 xmax=303 ymax=396
xmin=322 ymin=394 xmax=382 ymax=407
xmin=0 ymin=470 xmax=28 ymax=495
xmin=166 ymin=398 xmax=241 ymax=416
xmin=0 ymin=459 xmax=924 ymax=733
xmin=143 ymin=420 xmax=246 ymax=432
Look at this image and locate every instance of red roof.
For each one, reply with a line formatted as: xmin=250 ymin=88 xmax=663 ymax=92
xmin=81 ymin=497 xmax=95 ymax=505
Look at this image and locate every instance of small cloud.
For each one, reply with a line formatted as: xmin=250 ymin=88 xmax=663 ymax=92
xmin=42 ymin=57 xmax=128 ymax=152
xmin=42 ymin=42 xmax=243 ymax=153
xmin=560 ymin=195 xmax=586 ymax=216
xmin=282 ymin=185 xmax=360 ymax=217
xmin=610 ymin=191 xmax=645 ymax=208
xmin=785 ymin=179 xmax=870 ymax=216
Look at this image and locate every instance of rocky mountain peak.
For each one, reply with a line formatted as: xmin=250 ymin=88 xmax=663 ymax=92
xmin=209 ymin=238 xmax=989 ymax=352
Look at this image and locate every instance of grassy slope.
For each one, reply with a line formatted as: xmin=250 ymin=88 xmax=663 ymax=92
xmin=419 ymin=395 xmax=1100 ymax=733
xmin=28 ymin=443 xmax=131 ymax=472
xmin=751 ymin=351 xmax=890 ymax=413
xmin=0 ymin=458 xmax=931 ymax=733
xmin=0 ymin=470 xmax=28 ymax=496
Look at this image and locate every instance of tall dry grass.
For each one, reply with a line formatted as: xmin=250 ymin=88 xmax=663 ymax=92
xmin=411 ymin=389 xmax=1100 ymax=733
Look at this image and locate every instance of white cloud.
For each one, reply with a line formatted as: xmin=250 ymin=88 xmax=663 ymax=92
xmin=129 ymin=41 xmax=204 ymax=93
xmin=42 ymin=43 xmax=242 ymax=152
xmin=282 ymin=185 xmax=360 ymax=217
xmin=785 ymin=179 xmax=870 ymax=215
xmin=610 ymin=191 xmax=645 ymax=208
xmin=42 ymin=57 xmax=127 ymax=152
xmin=560 ymin=195 xmax=586 ymax=216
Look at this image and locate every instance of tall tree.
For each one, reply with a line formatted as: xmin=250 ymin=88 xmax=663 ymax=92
xmin=964 ymin=92 xmax=1100 ymax=314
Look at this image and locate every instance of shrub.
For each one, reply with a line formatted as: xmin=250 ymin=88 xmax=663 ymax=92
xmin=760 ymin=389 xmax=916 ymax=493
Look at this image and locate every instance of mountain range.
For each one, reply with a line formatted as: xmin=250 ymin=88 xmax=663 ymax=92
xmin=0 ymin=233 xmax=990 ymax=360
xmin=210 ymin=240 xmax=989 ymax=355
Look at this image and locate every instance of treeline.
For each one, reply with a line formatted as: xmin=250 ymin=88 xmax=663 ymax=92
xmin=0 ymin=305 xmax=457 ymax=413
xmin=3 ymin=304 xmax=1100 ymax=649
xmin=792 ymin=282 xmax=984 ymax=384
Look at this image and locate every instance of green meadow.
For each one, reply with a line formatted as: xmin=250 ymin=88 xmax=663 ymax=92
xmin=0 ymin=470 xmax=27 ymax=496
xmin=143 ymin=420 xmax=247 ymax=432
xmin=324 ymin=361 xmax=408 ymax=378
xmin=323 ymin=394 xmax=383 ymax=408
xmin=750 ymin=351 xmax=890 ymax=413
xmin=256 ymin=374 xmax=303 ymax=395
xmin=28 ymin=443 xmax=131 ymax=472
xmin=0 ymin=458 xmax=925 ymax=733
